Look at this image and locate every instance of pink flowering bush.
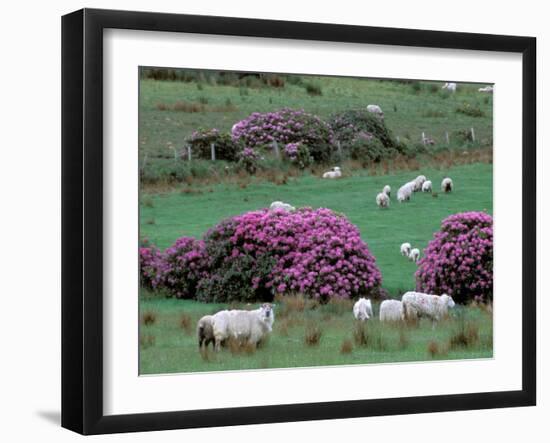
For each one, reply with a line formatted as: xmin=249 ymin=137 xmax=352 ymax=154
xmin=415 ymin=211 xmax=493 ymax=304
xmin=284 ymin=142 xmax=313 ymax=169
xmin=231 ymin=108 xmax=336 ymax=163
xmin=161 ymin=237 xmax=209 ymax=299
xmin=139 ymin=241 xmax=164 ymax=290
xmin=198 ymin=208 xmax=382 ymax=303
xmin=237 ymin=147 xmax=262 ymax=174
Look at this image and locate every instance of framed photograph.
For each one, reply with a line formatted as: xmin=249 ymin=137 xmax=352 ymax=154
xmin=62 ymin=8 xmax=536 ymax=435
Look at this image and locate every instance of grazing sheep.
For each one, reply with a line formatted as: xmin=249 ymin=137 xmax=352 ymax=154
xmin=422 ymin=180 xmax=432 ymax=192
xmin=400 ymin=242 xmax=412 ymax=257
xmin=401 ymin=291 xmax=456 ymax=327
xmin=379 ymin=300 xmax=405 ymax=322
xmin=441 ymin=177 xmax=453 ymax=192
xmin=322 ymin=166 xmax=342 ymax=179
xmin=478 ymin=85 xmax=494 ymax=93
xmin=397 ymin=182 xmax=415 ymax=202
xmin=383 ymin=185 xmax=391 ymax=197
xmin=408 ymin=248 xmax=420 ymax=263
xmin=270 ymin=201 xmax=295 ymax=212
xmin=413 ymin=175 xmax=427 ymax=192
xmin=212 ymin=304 xmax=274 ymax=351
xmin=442 ymin=82 xmax=457 ymax=92
xmin=376 ymin=192 xmax=390 ymax=208
xmin=353 ymin=298 xmax=374 ymax=321
xmin=197 ymin=315 xmax=215 ymax=350
xmin=366 ymin=104 xmax=384 ymax=118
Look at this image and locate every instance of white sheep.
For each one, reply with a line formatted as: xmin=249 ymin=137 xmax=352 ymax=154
xmin=441 ymin=177 xmax=453 ymax=192
xmin=197 ymin=315 xmax=215 ymax=350
xmin=442 ymin=82 xmax=457 ymax=92
xmin=379 ymin=299 xmax=405 ymax=322
xmin=400 ymin=242 xmax=412 ymax=257
xmin=322 ymin=166 xmax=342 ymax=179
xmin=401 ymin=291 xmax=456 ymax=327
xmin=413 ymin=175 xmax=427 ymax=192
xmin=408 ymin=248 xmax=420 ymax=263
xmin=269 ymin=201 xmax=295 ymax=212
xmin=366 ymin=104 xmax=384 ymax=118
xmin=212 ymin=304 xmax=274 ymax=351
xmin=383 ymin=185 xmax=391 ymax=197
xmin=376 ymin=192 xmax=390 ymax=208
xmin=353 ymin=297 xmax=373 ymax=321
xmin=422 ymin=180 xmax=432 ymax=192
xmin=397 ymin=182 xmax=414 ymax=202
xmin=478 ymin=85 xmax=494 ymax=93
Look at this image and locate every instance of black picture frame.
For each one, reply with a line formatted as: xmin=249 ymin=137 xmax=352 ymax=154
xmin=62 ymin=8 xmax=537 ymax=435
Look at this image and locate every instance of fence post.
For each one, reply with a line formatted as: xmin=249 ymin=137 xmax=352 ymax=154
xmin=470 ymin=127 xmax=476 ymax=142
xmin=141 ymin=153 xmax=148 ymax=170
xmin=421 ymin=132 xmax=426 ymax=145
xmin=187 ymin=146 xmax=191 ymax=161
xmin=173 ymin=147 xmax=178 ymax=162
xmin=396 ymin=136 xmax=400 ymax=144
xmin=445 ymin=131 xmax=450 ymax=144
xmin=337 ymin=140 xmax=342 ymax=157
xmin=211 ymin=143 xmax=216 ymax=161
xmin=272 ymin=140 xmax=280 ymax=159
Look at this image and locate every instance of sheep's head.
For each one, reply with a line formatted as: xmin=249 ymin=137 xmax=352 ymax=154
xmin=258 ymin=303 xmax=274 ymax=321
xmin=442 ymin=294 xmax=455 ymax=309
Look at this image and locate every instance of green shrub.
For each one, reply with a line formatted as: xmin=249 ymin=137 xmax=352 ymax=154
xmin=455 ymin=102 xmax=485 ymax=117
xmin=329 ymin=110 xmax=404 ymax=157
xmin=349 ymin=134 xmax=391 ymax=165
xmin=187 ymin=129 xmax=240 ymax=162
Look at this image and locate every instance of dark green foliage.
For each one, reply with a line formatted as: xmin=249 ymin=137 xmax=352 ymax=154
xmin=455 ymin=102 xmax=485 ymax=117
xmin=329 ymin=110 xmax=401 ymax=151
xmin=187 ymin=130 xmax=240 ymax=162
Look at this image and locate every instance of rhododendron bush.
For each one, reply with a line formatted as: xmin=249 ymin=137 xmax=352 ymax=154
xmin=140 ymin=208 xmax=382 ymax=302
xmin=231 ymin=108 xmax=335 ymax=163
xmin=415 ymin=211 xmax=493 ymax=304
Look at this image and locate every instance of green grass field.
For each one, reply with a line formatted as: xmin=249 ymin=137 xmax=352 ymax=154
xmin=139 ymin=296 xmax=493 ymax=375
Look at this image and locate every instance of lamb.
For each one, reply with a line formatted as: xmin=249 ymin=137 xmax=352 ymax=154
xmin=413 ymin=175 xmax=427 ymax=192
xmin=197 ymin=315 xmax=215 ymax=350
xmin=397 ymin=182 xmax=414 ymax=202
xmin=401 ymin=291 xmax=456 ymax=327
xmin=442 ymin=82 xmax=457 ymax=92
xmin=353 ymin=297 xmax=374 ymax=321
xmin=270 ymin=201 xmax=295 ymax=212
xmin=366 ymin=104 xmax=384 ymax=118
xmin=383 ymin=185 xmax=391 ymax=197
xmin=379 ymin=299 xmax=405 ymax=322
xmin=211 ymin=304 xmax=274 ymax=351
xmin=376 ymin=192 xmax=390 ymax=208
xmin=441 ymin=177 xmax=453 ymax=192
xmin=408 ymin=248 xmax=420 ymax=263
xmin=400 ymin=242 xmax=412 ymax=257
xmin=422 ymin=180 xmax=432 ymax=192
xmin=322 ymin=166 xmax=342 ymax=179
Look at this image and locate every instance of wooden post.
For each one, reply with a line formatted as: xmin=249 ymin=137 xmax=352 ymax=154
xmin=272 ymin=140 xmax=280 ymax=159
xmin=337 ymin=140 xmax=342 ymax=157
xmin=141 ymin=153 xmax=148 ymax=170
xmin=422 ymin=132 xmax=426 ymax=145
xmin=396 ymin=136 xmax=400 ymax=144
xmin=211 ymin=143 xmax=216 ymax=161
xmin=187 ymin=146 xmax=191 ymax=161
xmin=173 ymin=147 xmax=178 ymax=161
xmin=470 ymin=127 xmax=476 ymax=142
xmin=445 ymin=131 xmax=450 ymax=144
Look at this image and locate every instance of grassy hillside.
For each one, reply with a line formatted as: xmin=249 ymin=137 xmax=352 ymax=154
xmin=139 ymin=75 xmax=493 ymax=163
